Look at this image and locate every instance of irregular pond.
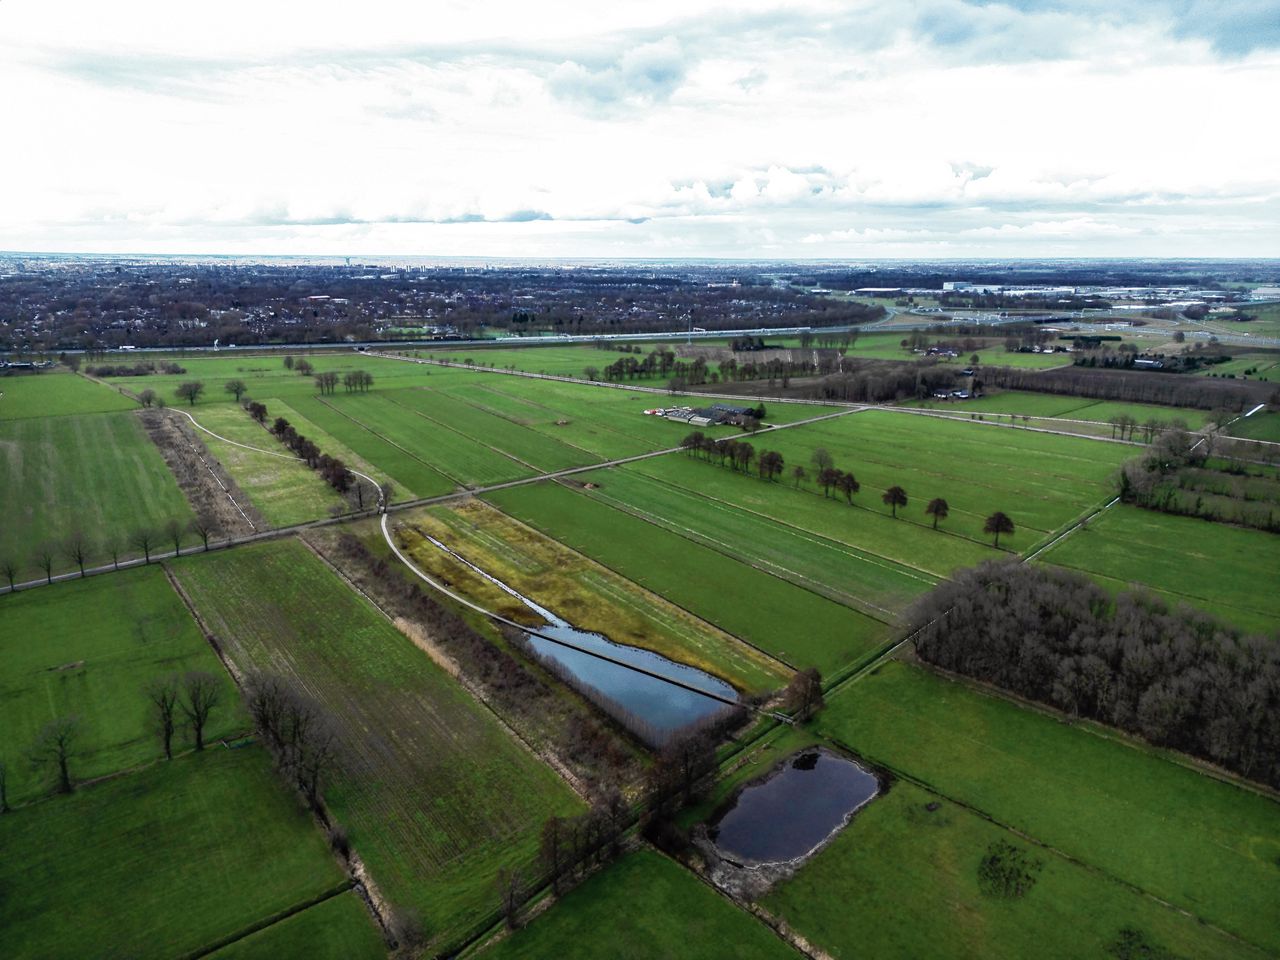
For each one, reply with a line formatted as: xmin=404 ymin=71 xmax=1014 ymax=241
xmin=423 ymin=535 xmax=738 ymax=743
xmin=710 ymin=749 xmax=879 ymax=864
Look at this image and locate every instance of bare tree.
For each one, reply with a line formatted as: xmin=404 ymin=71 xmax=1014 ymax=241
xmin=189 ymin=516 xmax=213 ymax=551
xmin=146 ymin=675 xmax=181 ymax=760
xmin=925 ymin=498 xmax=950 ymax=530
xmin=791 ymin=464 xmax=807 ymax=488
xmin=378 ymin=481 xmax=395 ymax=512
xmin=295 ymin=359 xmax=314 ymax=377
xmin=138 ymin=388 xmax=157 ymax=408
xmin=175 ymin=381 xmax=205 ymax=406
xmin=164 ymin=518 xmax=186 ymax=557
xmin=882 ymin=485 xmax=908 ymax=519
xmin=0 ymin=760 xmax=9 ymax=812
xmin=283 ymin=355 xmax=295 ymax=370
xmin=496 ymin=867 xmax=526 ymax=930
xmin=836 ymin=471 xmax=860 ymax=504
xmin=984 ymin=511 xmax=1016 ymax=548
xmin=29 ymin=716 xmax=80 ymax=794
xmin=785 ymin=668 xmax=825 ymax=721
xmin=1 ymin=559 xmax=17 ymax=592
xmin=64 ymin=531 xmax=90 ymax=578
xmin=131 ymin=528 xmax=155 ymax=564
xmin=811 ymin=447 xmax=834 ymax=473
xmin=34 ymin=544 xmax=55 ymax=584
xmin=224 ymin=379 xmax=247 ymax=402
xmin=108 ymin=541 xmax=122 ymax=570
xmin=181 ymin=672 xmax=222 ymax=751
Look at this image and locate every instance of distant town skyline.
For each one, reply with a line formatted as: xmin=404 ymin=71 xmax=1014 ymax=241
xmin=5 ymin=1 xmax=1279 ymax=258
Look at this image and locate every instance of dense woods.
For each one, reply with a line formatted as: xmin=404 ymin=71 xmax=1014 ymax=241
xmin=912 ymin=561 xmax=1280 ymax=789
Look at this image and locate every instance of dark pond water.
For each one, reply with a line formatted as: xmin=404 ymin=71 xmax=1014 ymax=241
xmin=425 ymin=535 xmax=737 ymax=742
xmin=711 ymin=750 xmax=879 ymax=863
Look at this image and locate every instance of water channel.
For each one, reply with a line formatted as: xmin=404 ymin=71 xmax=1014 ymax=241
xmin=423 ymin=535 xmax=738 ymax=743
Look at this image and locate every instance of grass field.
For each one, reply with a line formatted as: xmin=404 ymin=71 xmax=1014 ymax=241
xmin=0 ymin=372 xmax=138 ymax=419
xmin=764 ymin=778 xmax=1267 ymax=960
xmin=0 ymin=747 xmax=348 ymax=960
xmin=171 ymin=539 xmax=583 ymax=951
xmin=487 ymin=481 xmax=889 ymax=674
xmin=569 ymin=462 xmax=942 ymax=620
xmin=188 ymin=404 xmax=345 ymax=526
xmin=0 ymin=410 xmax=195 ymax=573
xmin=209 ymin=892 xmax=384 ymax=960
xmin=1194 ymin=355 xmax=1280 ymax=382
xmin=395 ymin=500 xmax=787 ymax=692
xmin=816 ymin=661 xmax=1280 ymax=955
xmin=1231 ymin=410 xmax=1280 ymax=442
xmin=1039 ymin=504 xmax=1280 ymax=633
xmin=482 ymin=849 xmax=798 ymax=960
xmin=904 ymin=389 xmax=1212 ymax=428
xmin=748 ymin=409 xmax=1130 ymax=549
xmin=0 ymin=566 xmax=241 ymax=802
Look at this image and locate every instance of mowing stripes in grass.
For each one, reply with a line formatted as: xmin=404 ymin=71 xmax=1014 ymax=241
xmin=0 ymin=372 xmax=138 ymax=419
xmin=487 ymin=481 xmax=888 ymax=674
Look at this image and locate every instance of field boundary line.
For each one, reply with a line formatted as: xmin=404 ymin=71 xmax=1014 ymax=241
xmin=437 ymin=384 xmax=607 ymax=459
xmin=313 ymin=394 xmax=467 ymax=486
xmin=379 ymin=391 xmax=545 ymax=475
xmin=887 ymin=404 xmax=1146 ymax=445
xmin=1023 ymin=496 xmax=1120 ymax=562
xmin=179 ymin=882 xmax=354 ymax=960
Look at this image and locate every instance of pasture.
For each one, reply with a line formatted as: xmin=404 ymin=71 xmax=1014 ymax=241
xmin=188 ymin=404 xmax=345 ymax=526
xmin=1231 ymin=410 xmax=1280 ymax=442
xmin=209 ymin=892 xmax=384 ymax=960
xmin=744 ymin=409 xmax=1130 ymax=549
xmin=171 ymin=538 xmax=583 ymax=951
xmin=0 ymin=565 xmax=240 ymax=802
xmin=0 ymin=410 xmax=194 ymax=574
xmin=396 ymin=500 xmax=787 ymax=692
xmin=482 ymin=848 xmax=797 ymax=960
xmin=486 ymin=481 xmax=889 ymax=674
xmin=0 ymin=371 xmax=137 ymax=419
xmin=764 ymin=779 xmax=1267 ymax=960
xmin=1039 ymin=504 xmax=1280 ymax=633
xmin=904 ymin=389 xmax=1212 ymax=428
xmin=0 ymin=747 xmax=348 ymax=960
xmin=816 ymin=661 xmax=1280 ymax=955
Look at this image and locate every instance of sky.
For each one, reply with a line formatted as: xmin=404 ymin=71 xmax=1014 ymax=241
xmin=3 ymin=0 xmax=1279 ymax=259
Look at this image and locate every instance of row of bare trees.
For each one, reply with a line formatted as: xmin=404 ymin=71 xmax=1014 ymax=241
xmin=1 ymin=519 xmax=220 ymax=590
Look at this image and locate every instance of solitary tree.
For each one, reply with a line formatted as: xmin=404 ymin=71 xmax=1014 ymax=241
xmin=224 ymin=379 xmax=247 ymax=402
xmin=791 ymin=465 xmax=807 ymax=489
xmin=496 ymin=867 xmax=526 ymax=930
xmin=882 ymin=485 xmax=908 ymax=519
xmin=925 ymin=498 xmax=950 ymax=530
xmin=984 ymin=511 xmax=1015 ymax=548
xmin=63 ymin=532 xmax=90 ymax=578
xmin=295 ymin=359 xmax=314 ymax=377
xmin=164 ymin=518 xmax=186 ymax=558
xmin=378 ymin=481 xmax=395 ymax=512
xmin=175 ymin=381 xmax=205 ymax=406
xmin=0 ymin=759 xmax=8 ymax=812
xmin=786 ymin=668 xmax=825 ymax=721
xmin=811 ymin=447 xmax=834 ymax=473
xmin=2 ymin=558 xmax=18 ymax=592
xmin=138 ymin=388 xmax=157 ymax=408
xmin=189 ymin=516 xmax=213 ymax=551
xmin=283 ymin=355 xmax=294 ymax=370
xmin=145 ymin=675 xmax=181 ymax=760
xmin=29 ymin=716 xmax=80 ymax=794
xmin=181 ymin=672 xmax=222 ymax=751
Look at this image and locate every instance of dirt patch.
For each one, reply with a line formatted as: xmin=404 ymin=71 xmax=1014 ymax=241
xmin=50 ymin=660 xmax=84 ymax=672
xmin=139 ymin=409 xmax=262 ymax=537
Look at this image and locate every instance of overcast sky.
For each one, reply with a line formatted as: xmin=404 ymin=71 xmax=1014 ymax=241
xmin=3 ymin=1 xmax=1278 ymax=258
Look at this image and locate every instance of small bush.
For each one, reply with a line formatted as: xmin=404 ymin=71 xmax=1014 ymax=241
xmin=977 ymin=840 xmax=1042 ymax=899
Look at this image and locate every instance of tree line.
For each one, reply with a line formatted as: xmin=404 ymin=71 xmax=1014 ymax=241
xmin=911 ymin=560 xmax=1280 ymax=789
xmin=979 ymin=364 xmax=1276 ymax=412
xmin=678 ymin=436 xmax=1016 ymax=545
xmin=262 ymin=408 xmax=378 ymax=510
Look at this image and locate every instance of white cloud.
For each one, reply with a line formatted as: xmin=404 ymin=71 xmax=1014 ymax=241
xmin=0 ymin=0 xmax=1278 ymax=256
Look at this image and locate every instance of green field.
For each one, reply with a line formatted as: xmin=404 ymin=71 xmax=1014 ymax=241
xmin=0 ymin=372 xmax=139 ymax=419
xmin=570 ymin=462 xmax=942 ymax=620
xmin=1231 ymin=410 xmax=1280 ymax=442
xmin=0 ymin=411 xmax=194 ymax=574
xmin=765 ymin=778 xmax=1267 ymax=960
xmin=171 ymin=539 xmax=583 ymax=951
xmin=209 ymin=892 xmax=385 ymax=960
xmin=1039 ymin=504 xmax=1280 ymax=632
xmin=188 ymin=404 xmax=345 ymax=526
xmin=397 ymin=500 xmax=787 ymax=692
xmin=487 ymin=481 xmax=888 ymax=673
xmin=816 ymin=661 xmax=1280 ymax=955
xmin=482 ymin=849 xmax=798 ymax=960
xmin=0 ymin=747 xmax=349 ymax=960
xmin=749 ymin=410 xmax=1130 ymax=549
xmin=0 ymin=565 xmax=240 ymax=802
xmin=905 ymin=389 xmax=1211 ymax=428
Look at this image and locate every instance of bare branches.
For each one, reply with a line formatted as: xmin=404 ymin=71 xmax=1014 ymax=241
xmin=28 ymin=716 xmax=80 ymax=794
xmin=181 ymin=671 xmax=222 ymax=751
xmin=145 ymin=674 xmax=181 ymax=760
